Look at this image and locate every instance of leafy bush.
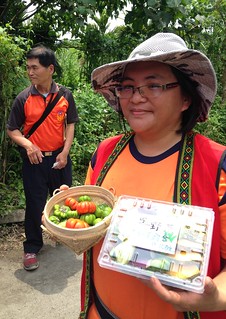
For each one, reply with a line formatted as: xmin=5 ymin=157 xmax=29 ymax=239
xmin=71 ymin=83 xmax=122 ymax=185
xmin=195 ymin=96 xmax=226 ymax=144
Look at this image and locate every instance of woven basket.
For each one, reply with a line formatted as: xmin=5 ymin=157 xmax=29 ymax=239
xmin=42 ymin=185 xmax=115 ymax=255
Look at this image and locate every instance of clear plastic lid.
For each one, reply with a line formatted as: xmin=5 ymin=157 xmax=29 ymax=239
xmin=98 ymin=195 xmax=215 ymax=293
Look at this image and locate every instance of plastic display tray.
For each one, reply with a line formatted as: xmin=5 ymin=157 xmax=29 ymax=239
xmin=98 ymin=195 xmax=215 ymax=293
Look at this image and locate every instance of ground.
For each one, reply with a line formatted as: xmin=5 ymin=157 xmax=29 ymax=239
xmin=0 ymin=222 xmax=82 ymax=319
xmin=0 ymin=222 xmax=54 ymax=260
xmin=0 ymin=222 xmax=25 ymax=260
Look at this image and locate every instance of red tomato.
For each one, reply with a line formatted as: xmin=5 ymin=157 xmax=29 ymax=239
xmin=76 ymin=201 xmax=89 ymax=214
xmin=88 ymin=202 xmax=96 ymax=213
xmin=77 ymin=201 xmax=96 ymax=214
xmin=65 ymin=218 xmax=89 ymax=229
xmin=66 ymin=218 xmax=79 ymax=228
xmin=74 ymin=220 xmax=89 ymax=229
xmin=64 ymin=197 xmax=78 ymax=210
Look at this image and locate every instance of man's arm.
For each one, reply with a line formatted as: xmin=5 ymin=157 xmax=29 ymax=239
xmin=54 ymin=123 xmax=75 ymax=169
xmin=7 ymin=129 xmax=43 ymax=164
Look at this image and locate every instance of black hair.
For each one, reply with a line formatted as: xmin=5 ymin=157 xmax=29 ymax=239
xmin=26 ymin=45 xmax=62 ymax=76
xmin=171 ymin=67 xmax=203 ymax=134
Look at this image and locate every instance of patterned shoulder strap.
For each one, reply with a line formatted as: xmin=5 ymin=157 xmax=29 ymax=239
xmin=174 ymin=133 xmax=201 ymax=319
xmin=174 ymin=132 xmax=195 ymax=205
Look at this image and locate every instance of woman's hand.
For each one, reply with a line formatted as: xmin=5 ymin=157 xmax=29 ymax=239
xmin=59 ymin=184 xmax=69 ymax=191
xmin=142 ymin=274 xmax=226 ymax=312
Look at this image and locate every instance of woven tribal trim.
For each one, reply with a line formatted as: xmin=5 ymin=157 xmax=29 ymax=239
xmin=180 ymin=133 xmax=200 ymax=319
xmin=79 ymin=250 xmax=92 ymax=319
xmin=177 ymin=132 xmax=195 ymax=205
xmin=96 ymin=132 xmax=133 ymax=186
xmin=184 ymin=311 xmax=201 ymax=319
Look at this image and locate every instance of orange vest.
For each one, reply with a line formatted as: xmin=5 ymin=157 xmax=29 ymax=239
xmin=80 ymin=132 xmax=226 ymax=319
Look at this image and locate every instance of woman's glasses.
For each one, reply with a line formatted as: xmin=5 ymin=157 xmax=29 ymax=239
xmin=115 ymin=82 xmax=180 ymax=99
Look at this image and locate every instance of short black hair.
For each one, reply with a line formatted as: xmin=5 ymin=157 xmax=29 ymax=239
xmin=26 ymin=45 xmax=62 ymax=76
xmin=171 ymin=67 xmax=203 ymax=134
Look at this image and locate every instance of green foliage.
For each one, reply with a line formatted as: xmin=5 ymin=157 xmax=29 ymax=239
xmin=78 ymin=24 xmax=143 ymax=81
xmin=0 ymin=180 xmax=25 ymax=217
xmin=0 ymin=27 xmax=29 ymax=182
xmin=56 ymin=47 xmax=82 ymax=89
xmin=70 ymin=83 xmax=122 ymax=185
xmin=0 ymin=26 xmax=30 ymax=217
xmin=195 ymin=97 xmax=226 ymax=144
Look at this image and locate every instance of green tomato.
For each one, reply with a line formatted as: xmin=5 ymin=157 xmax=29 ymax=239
xmin=58 ymin=220 xmax=67 ymax=228
xmin=101 ymin=206 xmax=112 ymax=219
xmin=93 ymin=218 xmax=103 ymax=226
xmin=54 ymin=204 xmax=60 ymax=211
xmin=60 ymin=212 xmax=67 ymax=220
xmin=53 ymin=210 xmax=61 ymax=218
xmin=49 ymin=215 xmax=60 ymax=224
xmin=80 ymin=213 xmax=96 ymax=226
xmin=66 ymin=210 xmax=79 ymax=218
xmin=78 ymin=195 xmax=91 ymax=202
xmin=95 ymin=206 xmax=103 ymax=218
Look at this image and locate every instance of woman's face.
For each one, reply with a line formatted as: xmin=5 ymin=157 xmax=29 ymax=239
xmin=119 ymin=61 xmax=190 ymax=136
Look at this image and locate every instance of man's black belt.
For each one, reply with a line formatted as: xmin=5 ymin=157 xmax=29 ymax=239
xmin=42 ymin=147 xmax=63 ymax=157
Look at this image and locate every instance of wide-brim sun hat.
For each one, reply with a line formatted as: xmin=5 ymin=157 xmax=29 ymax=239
xmin=91 ymin=32 xmax=217 ymax=122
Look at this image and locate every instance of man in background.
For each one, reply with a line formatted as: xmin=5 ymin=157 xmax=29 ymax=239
xmin=7 ymin=45 xmax=79 ymax=270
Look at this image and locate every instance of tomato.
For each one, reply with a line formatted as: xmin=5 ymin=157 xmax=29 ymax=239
xmin=66 ymin=210 xmax=79 ymax=218
xmin=60 ymin=211 xmax=67 ymax=219
xmin=58 ymin=220 xmax=67 ymax=228
xmin=49 ymin=215 xmax=60 ymax=224
xmin=93 ymin=218 xmax=103 ymax=226
xmin=95 ymin=206 xmax=103 ymax=218
xmin=53 ymin=210 xmax=61 ymax=218
xmin=76 ymin=201 xmax=96 ymax=214
xmin=88 ymin=202 xmax=96 ymax=213
xmin=80 ymin=213 xmax=96 ymax=225
xmin=65 ymin=218 xmax=89 ymax=229
xmin=54 ymin=204 xmax=60 ymax=211
xmin=95 ymin=204 xmax=112 ymax=218
xmin=101 ymin=206 xmax=112 ymax=218
xmin=64 ymin=197 xmax=78 ymax=210
xmin=78 ymin=195 xmax=92 ymax=202
xmin=74 ymin=220 xmax=89 ymax=229
xmin=66 ymin=218 xmax=79 ymax=228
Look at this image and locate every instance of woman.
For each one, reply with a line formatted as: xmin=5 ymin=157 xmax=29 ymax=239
xmin=79 ymin=33 xmax=226 ymax=319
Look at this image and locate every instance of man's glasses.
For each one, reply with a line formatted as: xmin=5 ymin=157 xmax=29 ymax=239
xmin=115 ymin=82 xmax=180 ymax=99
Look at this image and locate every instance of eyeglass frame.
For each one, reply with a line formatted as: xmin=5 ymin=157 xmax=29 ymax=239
xmin=115 ymin=82 xmax=180 ymax=99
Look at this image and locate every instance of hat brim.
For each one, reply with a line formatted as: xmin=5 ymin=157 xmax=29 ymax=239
xmin=91 ymin=49 xmax=216 ymax=122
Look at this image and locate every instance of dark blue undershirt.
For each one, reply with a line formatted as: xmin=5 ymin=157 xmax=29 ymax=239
xmin=129 ymin=135 xmax=181 ymax=164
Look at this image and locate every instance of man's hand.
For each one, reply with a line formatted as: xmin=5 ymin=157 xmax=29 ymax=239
xmin=26 ymin=145 xmax=43 ymax=164
xmin=52 ymin=151 xmax=68 ymax=169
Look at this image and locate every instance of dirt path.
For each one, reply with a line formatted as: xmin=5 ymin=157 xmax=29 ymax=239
xmin=0 ymin=223 xmax=82 ymax=319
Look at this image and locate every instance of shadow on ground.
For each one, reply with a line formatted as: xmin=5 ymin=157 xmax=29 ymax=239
xmin=14 ymin=243 xmax=83 ymax=295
